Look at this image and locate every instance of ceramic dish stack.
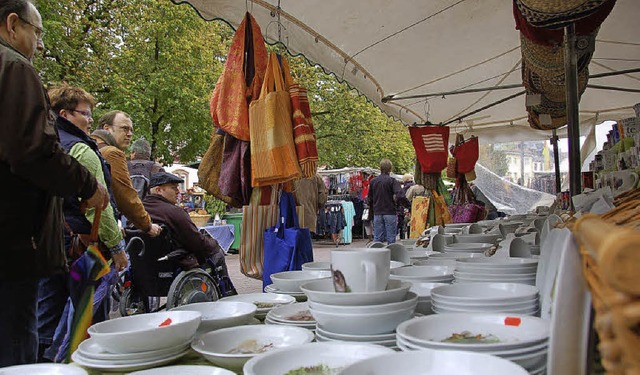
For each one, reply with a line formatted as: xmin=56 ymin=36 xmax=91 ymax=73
xmin=170 ymin=301 xmax=257 ymax=333
xmin=442 ymin=242 xmax=493 ymax=254
xmin=454 ymin=258 xmax=538 ymax=286
xmin=430 ymin=283 xmax=539 ymax=316
xmin=264 ymin=302 xmax=315 ymax=331
xmin=415 ymin=252 xmax=485 ymax=267
xmin=389 ymin=265 xmax=454 ymax=283
xmin=72 ymin=311 xmax=201 ymax=372
xmin=222 ymin=293 xmax=296 ymax=319
xmin=396 ymin=313 xmax=549 ymax=374
xmin=301 ymin=279 xmax=414 ymax=347
xmin=408 ymin=282 xmax=447 ymax=315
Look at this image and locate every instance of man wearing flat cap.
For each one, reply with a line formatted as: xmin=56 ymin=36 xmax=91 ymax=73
xmin=142 ymin=172 xmax=235 ymax=291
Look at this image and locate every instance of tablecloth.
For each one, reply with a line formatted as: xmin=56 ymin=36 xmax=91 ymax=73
xmin=200 ymin=224 xmax=235 ymax=254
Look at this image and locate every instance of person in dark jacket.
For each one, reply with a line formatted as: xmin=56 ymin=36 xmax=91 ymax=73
xmin=142 ymin=172 xmax=235 ymax=292
xmin=128 ymin=138 xmax=165 ymax=178
xmin=367 ymin=159 xmax=403 ymax=244
xmin=396 ymin=174 xmax=414 ymax=240
xmin=0 ymin=0 xmax=108 ymax=366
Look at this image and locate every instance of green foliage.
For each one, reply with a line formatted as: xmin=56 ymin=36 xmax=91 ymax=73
xmin=34 ymin=0 xmax=415 ymax=172
xmin=479 ymin=144 xmax=508 ymax=177
xmin=204 ymin=194 xmax=227 ymax=217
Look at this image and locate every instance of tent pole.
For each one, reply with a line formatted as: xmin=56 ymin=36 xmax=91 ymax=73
xmin=551 ymin=130 xmax=561 ymax=194
xmin=565 ymin=23 xmax=582 ymax=200
xmin=381 ymin=68 xmax=640 ymax=102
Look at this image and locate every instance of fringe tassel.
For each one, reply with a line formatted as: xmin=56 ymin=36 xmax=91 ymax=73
xmin=300 ymin=160 xmax=318 ymax=178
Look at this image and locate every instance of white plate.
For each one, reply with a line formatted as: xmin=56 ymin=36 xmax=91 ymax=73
xmin=264 ymin=316 xmax=315 ymax=328
xmin=396 ymin=314 xmax=549 ymax=351
xmin=431 ymin=283 xmax=539 ymax=303
xmin=76 ymin=337 xmax=191 ymax=361
xmin=242 ymin=342 xmax=394 ymax=375
xmin=538 ymin=228 xmax=568 ymax=320
xmin=315 ymin=324 xmax=397 ymax=342
xmin=71 ymin=348 xmax=189 ymax=372
xmin=338 ymin=349 xmax=529 ymax=375
xmin=547 ymin=229 xmax=592 ymax=375
xmin=222 ymin=293 xmax=296 ymax=313
xmin=443 ymin=243 xmax=493 ymax=251
xmin=267 ymin=302 xmax=313 ymax=324
xmin=0 ymin=364 xmax=87 ymax=375
xmin=315 ymin=330 xmax=397 ymax=346
xmin=129 ymin=365 xmax=236 ymax=375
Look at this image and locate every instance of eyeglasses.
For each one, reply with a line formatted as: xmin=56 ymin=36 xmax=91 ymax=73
xmin=18 ymin=17 xmax=44 ymax=40
xmin=113 ymin=125 xmax=133 ymax=134
xmin=67 ymin=109 xmax=93 ymax=119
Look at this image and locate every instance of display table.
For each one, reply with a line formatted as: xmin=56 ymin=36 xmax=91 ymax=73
xmin=200 ymin=224 xmax=235 ymax=254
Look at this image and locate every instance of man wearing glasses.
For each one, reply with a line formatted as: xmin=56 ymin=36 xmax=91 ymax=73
xmin=91 ymin=111 xmax=162 ymax=237
xmin=0 ymin=0 xmax=109 ymax=366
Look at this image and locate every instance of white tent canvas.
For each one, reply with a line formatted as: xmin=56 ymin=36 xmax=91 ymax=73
xmin=173 ymin=0 xmax=639 ymax=143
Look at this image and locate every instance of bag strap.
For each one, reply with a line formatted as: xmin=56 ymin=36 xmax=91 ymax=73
xmin=260 ymin=52 xmax=286 ymax=98
xmin=89 ymin=206 xmax=103 ymax=243
xmin=277 ymin=192 xmax=300 ymax=230
xmin=279 ymin=54 xmax=294 ymax=89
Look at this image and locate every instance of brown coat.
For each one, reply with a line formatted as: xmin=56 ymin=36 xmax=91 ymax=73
xmin=294 ymin=174 xmax=327 ymax=233
xmin=0 ymin=38 xmax=96 ymax=279
xmin=92 ymin=135 xmax=152 ymax=232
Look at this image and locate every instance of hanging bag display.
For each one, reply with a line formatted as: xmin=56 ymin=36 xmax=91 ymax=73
xmin=209 ymin=13 xmax=267 ymax=141
xmin=448 ymin=178 xmax=486 ymax=223
xmin=409 ymin=126 xmax=450 ymax=173
xmin=280 ymin=57 xmax=319 ymax=178
xmin=197 ymin=130 xmax=241 ymax=207
xmin=262 ymin=192 xmax=314 ymax=288
xmin=218 ymin=132 xmax=252 ymax=206
xmin=451 ymin=136 xmax=479 ymax=174
xmin=249 ymin=52 xmax=301 ymax=186
xmin=239 ymin=204 xmax=278 ymax=279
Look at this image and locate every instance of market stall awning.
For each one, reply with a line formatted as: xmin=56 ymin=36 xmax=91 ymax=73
xmin=173 ymin=0 xmax=639 ymax=144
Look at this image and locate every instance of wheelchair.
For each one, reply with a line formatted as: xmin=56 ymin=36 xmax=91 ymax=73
xmin=114 ymin=227 xmax=232 ymax=316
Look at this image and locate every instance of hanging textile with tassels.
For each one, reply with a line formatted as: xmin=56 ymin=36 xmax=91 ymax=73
xmin=280 ymin=57 xmax=319 ymax=178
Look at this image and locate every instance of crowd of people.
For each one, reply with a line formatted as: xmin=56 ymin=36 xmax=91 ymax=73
xmin=0 ymin=0 xmax=233 ymax=367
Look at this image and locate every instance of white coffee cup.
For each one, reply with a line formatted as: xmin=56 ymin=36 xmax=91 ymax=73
xmin=612 ymin=170 xmax=639 ymax=194
xmin=331 ymin=248 xmax=390 ymax=293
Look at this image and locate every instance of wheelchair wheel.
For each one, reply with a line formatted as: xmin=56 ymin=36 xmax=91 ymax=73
xmin=119 ymin=288 xmax=147 ymax=316
xmin=166 ymin=269 xmax=221 ymax=309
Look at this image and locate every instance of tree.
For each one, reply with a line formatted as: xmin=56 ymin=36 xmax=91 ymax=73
xmin=35 ymin=0 xmax=231 ymax=164
xmin=479 ymin=144 xmax=508 ymax=177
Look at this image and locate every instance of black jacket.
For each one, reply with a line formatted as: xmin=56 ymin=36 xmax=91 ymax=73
xmin=0 ymin=39 xmax=96 ymax=279
xmin=367 ymin=173 xmax=403 ymax=216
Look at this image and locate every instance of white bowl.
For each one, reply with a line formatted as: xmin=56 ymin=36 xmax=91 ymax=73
xmin=390 ymin=260 xmax=406 ymax=269
xmin=191 ymin=325 xmax=314 ymax=372
xmin=431 ymin=283 xmax=539 ymax=303
xmin=431 ymin=304 xmax=539 ymax=315
xmin=300 ymin=278 xmax=410 ymax=306
xmin=270 ymin=270 xmax=331 ymax=292
xmin=310 ymin=305 xmax=415 ymax=335
xmin=266 ymin=302 xmax=314 ymax=324
xmin=452 ymin=234 xmax=501 ymax=243
xmin=408 ymin=282 xmax=448 ymax=298
xmin=301 ymin=261 xmax=331 ymax=271
xmin=390 ymin=266 xmax=454 ymax=282
xmin=129 ymin=365 xmax=236 ymax=375
xmin=169 ymin=301 xmax=257 ymax=332
xmin=0 ymin=364 xmax=88 ymax=375
xmin=87 ymin=311 xmax=201 ymax=354
xmin=315 ymin=325 xmax=396 ymax=342
xmin=309 ymin=292 xmax=418 ymax=314
xmin=413 ymin=259 xmax=457 ymax=267
xmin=242 ymin=342 xmax=394 ymax=375
xmin=397 ymin=314 xmax=549 ymax=350
xmin=339 ymin=349 xmax=529 ymax=374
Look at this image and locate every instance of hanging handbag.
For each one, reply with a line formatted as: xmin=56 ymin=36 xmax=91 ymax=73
xmin=262 ymin=192 xmax=314 ymax=288
xmin=446 ymin=157 xmax=457 ymax=179
xmin=209 ymin=13 xmax=267 ymax=141
xmin=239 ymin=204 xmax=278 ymax=279
xmin=448 ymin=178 xmax=486 ymax=223
xmin=409 ymin=196 xmax=430 ymax=238
xmin=451 ymin=136 xmax=479 ymax=174
xmin=198 ymin=130 xmax=241 ymax=207
xmin=218 ymin=132 xmax=252 ymax=206
xmin=249 ymin=52 xmax=301 ymax=186
xmin=409 ymin=126 xmax=450 ymax=173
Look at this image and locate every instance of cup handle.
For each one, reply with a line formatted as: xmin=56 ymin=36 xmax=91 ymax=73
xmin=631 ymin=172 xmax=639 ymax=188
xmin=362 ymin=260 xmax=377 ymax=292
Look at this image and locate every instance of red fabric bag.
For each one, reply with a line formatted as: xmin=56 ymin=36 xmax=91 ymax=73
xmin=451 ymin=136 xmax=479 ymax=174
xmin=409 ymin=126 xmax=450 ymax=173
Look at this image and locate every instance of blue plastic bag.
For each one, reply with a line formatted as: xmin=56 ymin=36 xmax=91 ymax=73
xmin=262 ymin=192 xmax=314 ymax=288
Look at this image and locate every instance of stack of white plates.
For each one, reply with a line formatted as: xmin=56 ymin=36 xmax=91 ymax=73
xmin=264 ymin=302 xmax=315 ymax=330
xmin=222 ymin=293 xmax=297 ymax=319
xmin=264 ymin=284 xmax=307 ymax=301
xmin=389 ymin=266 xmax=454 ymax=283
xmin=408 ymin=282 xmax=447 ymax=315
xmin=454 ymin=258 xmax=538 ymax=286
xmin=315 ymin=325 xmax=398 ymax=350
xmin=430 ymin=283 xmax=539 ymax=315
xmin=72 ymin=337 xmax=192 ymax=373
xmin=396 ymin=314 xmax=549 ymax=374
xmin=443 ymin=242 xmax=493 ymax=254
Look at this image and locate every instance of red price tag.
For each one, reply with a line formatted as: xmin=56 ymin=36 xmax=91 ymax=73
xmin=504 ymin=317 xmax=521 ymax=327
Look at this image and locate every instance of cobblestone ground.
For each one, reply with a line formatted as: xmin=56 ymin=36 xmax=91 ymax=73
xmin=226 ymin=238 xmax=371 ymax=294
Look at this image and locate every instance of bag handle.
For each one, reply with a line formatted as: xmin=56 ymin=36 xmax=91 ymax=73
xmin=280 ymin=54 xmax=294 ymax=89
xmin=276 ymin=192 xmax=300 ymax=231
xmin=89 ymin=206 xmax=102 ymax=243
xmin=260 ymin=52 xmax=286 ymax=98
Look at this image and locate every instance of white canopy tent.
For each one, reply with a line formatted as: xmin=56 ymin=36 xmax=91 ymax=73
xmin=173 ymin=0 xmax=640 ymax=145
